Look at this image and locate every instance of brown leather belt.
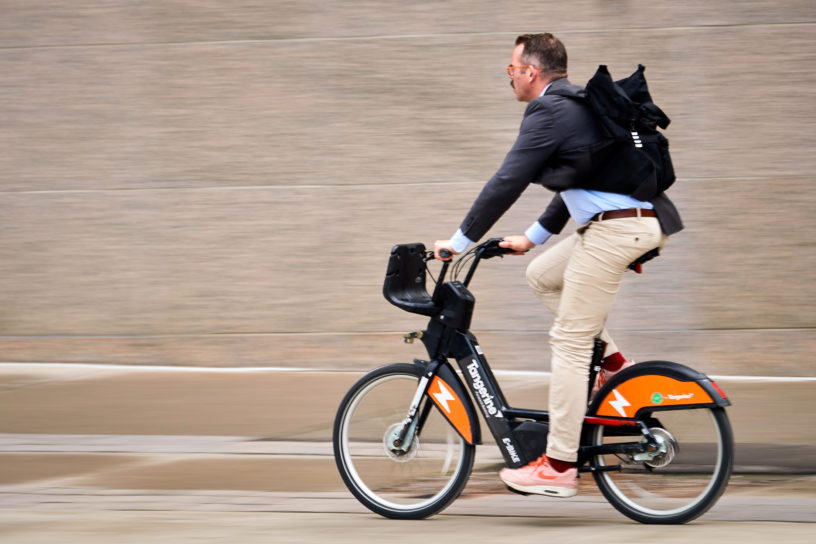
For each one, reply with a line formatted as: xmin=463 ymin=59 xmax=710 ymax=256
xmin=591 ymin=208 xmax=657 ymax=222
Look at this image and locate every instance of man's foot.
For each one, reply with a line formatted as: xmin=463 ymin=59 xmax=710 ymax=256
xmin=499 ymin=455 xmax=578 ymax=497
xmin=592 ymin=357 xmax=635 ymax=398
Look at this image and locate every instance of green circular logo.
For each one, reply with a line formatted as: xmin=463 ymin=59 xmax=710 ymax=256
xmin=652 ymin=393 xmax=663 ymax=404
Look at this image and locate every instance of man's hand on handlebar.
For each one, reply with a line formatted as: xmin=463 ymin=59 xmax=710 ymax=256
xmin=435 ymin=235 xmax=533 ymax=261
xmin=434 ymin=240 xmax=458 ymax=261
xmin=499 ymin=235 xmax=535 ymax=255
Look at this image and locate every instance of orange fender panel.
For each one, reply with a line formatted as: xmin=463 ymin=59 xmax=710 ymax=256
xmin=595 ymin=374 xmax=714 ymax=419
xmin=428 ymin=375 xmax=474 ymax=444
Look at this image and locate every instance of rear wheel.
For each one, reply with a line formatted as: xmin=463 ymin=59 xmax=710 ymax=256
xmin=333 ymin=363 xmax=474 ymax=519
xmin=589 ymin=407 xmax=733 ymax=524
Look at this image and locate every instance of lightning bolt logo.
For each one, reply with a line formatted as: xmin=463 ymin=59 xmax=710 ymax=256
xmin=432 ymin=380 xmax=456 ymax=414
xmin=608 ymin=389 xmax=631 ymax=418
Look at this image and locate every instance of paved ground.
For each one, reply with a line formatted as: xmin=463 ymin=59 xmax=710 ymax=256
xmin=1 ymin=363 xmax=815 ymax=542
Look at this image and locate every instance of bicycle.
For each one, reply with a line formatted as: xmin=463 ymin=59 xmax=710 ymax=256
xmin=332 ymin=238 xmax=733 ymax=524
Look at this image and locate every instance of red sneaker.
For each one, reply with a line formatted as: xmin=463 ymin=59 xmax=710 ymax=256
xmin=591 ymin=360 xmax=635 ymax=398
xmin=499 ymin=455 xmax=578 ymax=497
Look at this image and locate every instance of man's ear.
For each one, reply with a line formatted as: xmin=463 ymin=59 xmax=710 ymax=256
xmin=527 ymin=68 xmax=539 ymax=83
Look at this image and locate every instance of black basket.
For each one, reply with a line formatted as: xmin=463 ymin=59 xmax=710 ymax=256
xmin=382 ymin=243 xmax=440 ymax=316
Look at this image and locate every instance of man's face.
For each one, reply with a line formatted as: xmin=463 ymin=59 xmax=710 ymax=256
xmin=509 ymin=43 xmax=534 ymax=102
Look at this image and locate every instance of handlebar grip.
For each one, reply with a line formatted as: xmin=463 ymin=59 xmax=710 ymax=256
xmin=479 ymin=238 xmax=516 ymax=259
xmin=439 ymin=249 xmax=453 ymax=260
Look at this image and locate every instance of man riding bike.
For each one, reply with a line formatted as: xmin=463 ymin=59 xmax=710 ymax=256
xmin=434 ymin=33 xmax=682 ymax=497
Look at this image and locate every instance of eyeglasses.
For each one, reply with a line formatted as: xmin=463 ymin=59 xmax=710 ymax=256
xmin=507 ymin=64 xmax=542 ymax=77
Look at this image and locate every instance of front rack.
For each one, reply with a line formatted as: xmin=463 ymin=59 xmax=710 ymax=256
xmin=382 ymin=238 xmax=513 ymax=317
xmin=382 ymin=243 xmax=439 ymax=316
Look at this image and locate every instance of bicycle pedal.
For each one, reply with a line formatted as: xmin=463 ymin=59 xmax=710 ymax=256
xmin=505 ymin=485 xmax=532 ymax=497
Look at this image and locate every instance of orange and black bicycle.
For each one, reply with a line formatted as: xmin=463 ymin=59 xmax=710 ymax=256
xmin=332 ymin=239 xmax=733 ymax=524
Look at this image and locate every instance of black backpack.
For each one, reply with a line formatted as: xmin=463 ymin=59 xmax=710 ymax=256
xmin=552 ymin=65 xmax=676 ymax=200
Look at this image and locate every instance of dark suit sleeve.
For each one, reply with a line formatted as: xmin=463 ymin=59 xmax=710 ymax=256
xmin=458 ymin=100 xmax=561 ymax=242
xmin=537 ymin=193 xmax=570 ymax=234
xmin=650 ymin=192 xmax=684 ymax=235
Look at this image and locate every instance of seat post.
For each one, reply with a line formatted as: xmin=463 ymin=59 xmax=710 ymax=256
xmin=587 ymin=338 xmax=607 ymax=400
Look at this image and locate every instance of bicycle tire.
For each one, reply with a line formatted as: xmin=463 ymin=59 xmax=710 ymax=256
xmin=588 ymin=406 xmax=733 ymax=524
xmin=333 ymin=363 xmax=475 ymax=519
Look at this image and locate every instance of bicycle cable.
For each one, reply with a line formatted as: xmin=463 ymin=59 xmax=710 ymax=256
xmin=424 ymin=241 xmax=489 ymax=285
xmin=424 ymin=250 xmax=440 ymax=287
xmin=451 ymin=245 xmax=481 ymax=281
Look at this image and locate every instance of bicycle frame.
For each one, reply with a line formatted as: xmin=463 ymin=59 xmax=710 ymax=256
xmin=384 ymin=240 xmax=730 ymax=471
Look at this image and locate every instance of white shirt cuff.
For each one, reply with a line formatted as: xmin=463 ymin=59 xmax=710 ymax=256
xmin=450 ymin=229 xmax=473 ymax=253
xmin=524 ymin=222 xmax=553 ymax=245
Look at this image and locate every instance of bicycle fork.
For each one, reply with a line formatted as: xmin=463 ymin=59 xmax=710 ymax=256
xmin=388 ymin=359 xmax=443 ymax=454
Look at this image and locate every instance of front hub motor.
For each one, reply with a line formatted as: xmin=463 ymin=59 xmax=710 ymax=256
xmin=383 ymin=423 xmax=419 ymax=462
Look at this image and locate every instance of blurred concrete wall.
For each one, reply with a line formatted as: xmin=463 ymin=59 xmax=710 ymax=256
xmin=1 ymin=1 xmax=814 ymax=375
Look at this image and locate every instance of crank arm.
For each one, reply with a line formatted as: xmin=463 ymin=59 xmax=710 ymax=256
xmin=579 ymin=464 xmax=623 ymax=473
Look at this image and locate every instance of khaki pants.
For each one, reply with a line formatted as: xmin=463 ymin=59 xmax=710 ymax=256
xmin=525 ymin=216 xmax=667 ymax=462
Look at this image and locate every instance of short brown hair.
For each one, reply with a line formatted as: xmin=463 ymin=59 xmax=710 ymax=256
xmin=515 ymin=33 xmax=567 ymax=75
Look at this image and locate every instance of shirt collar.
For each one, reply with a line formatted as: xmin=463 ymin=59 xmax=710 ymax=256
xmin=540 ymin=81 xmax=554 ymax=97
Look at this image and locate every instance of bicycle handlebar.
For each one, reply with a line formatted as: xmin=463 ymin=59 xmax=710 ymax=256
xmin=474 ymin=237 xmax=516 ymax=260
xmin=430 ymin=238 xmax=515 ymax=288
xmin=431 ymin=238 xmax=513 ymax=262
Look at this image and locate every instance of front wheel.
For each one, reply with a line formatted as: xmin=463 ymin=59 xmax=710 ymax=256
xmin=588 ymin=407 xmax=733 ymax=524
xmin=333 ymin=363 xmax=475 ymax=519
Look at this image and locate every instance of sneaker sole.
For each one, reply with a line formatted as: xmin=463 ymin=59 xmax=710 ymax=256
xmin=504 ymin=485 xmax=532 ymax=497
xmin=503 ymin=480 xmax=577 ymax=498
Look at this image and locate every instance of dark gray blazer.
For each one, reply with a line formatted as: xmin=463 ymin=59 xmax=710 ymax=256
xmin=458 ymin=77 xmax=683 ymax=241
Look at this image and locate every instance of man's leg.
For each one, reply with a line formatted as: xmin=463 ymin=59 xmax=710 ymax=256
xmin=545 ymin=218 xmax=664 ymax=463
xmin=526 ymin=233 xmax=621 ymax=355
xmin=501 ymin=217 xmax=664 ymax=496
